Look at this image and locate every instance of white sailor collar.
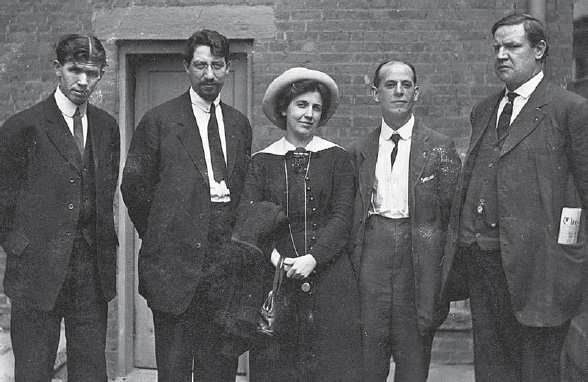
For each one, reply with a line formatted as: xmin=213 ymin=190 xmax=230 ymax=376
xmin=255 ymin=136 xmax=341 ymax=156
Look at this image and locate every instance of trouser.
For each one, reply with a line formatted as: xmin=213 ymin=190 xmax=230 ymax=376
xmin=359 ymin=215 xmax=433 ymax=382
xmin=11 ymin=234 xmax=107 ymax=382
xmin=467 ymin=243 xmax=571 ymax=382
xmin=152 ymin=280 xmax=239 ymax=382
xmin=151 ymin=202 xmax=239 ymax=382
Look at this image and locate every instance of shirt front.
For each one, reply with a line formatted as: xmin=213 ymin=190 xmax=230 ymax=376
xmin=496 ymin=71 xmax=543 ymax=128
xmin=55 ymin=85 xmax=87 ymax=147
xmin=189 ymin=87 xmax=230 ymax=202
xmin=369 ymin=114 xmax=414 ymax=219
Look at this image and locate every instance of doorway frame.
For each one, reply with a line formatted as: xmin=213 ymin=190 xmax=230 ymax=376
xmin=114 ymin=39 xmax=253 ymax=377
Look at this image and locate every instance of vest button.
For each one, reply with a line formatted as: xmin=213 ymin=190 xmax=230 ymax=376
xmin=68 ymin=203 xmax=74 ymax=210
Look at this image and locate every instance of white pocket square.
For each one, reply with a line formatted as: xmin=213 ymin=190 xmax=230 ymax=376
xmin=420 ymin=174 xmax=435 ymax=183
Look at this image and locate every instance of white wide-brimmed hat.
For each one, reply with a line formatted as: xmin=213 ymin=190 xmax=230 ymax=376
xmin=262 ymin=67 xmax=339 ymax=130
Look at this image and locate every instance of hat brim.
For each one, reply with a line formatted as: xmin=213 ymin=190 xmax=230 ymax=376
xmin=262 ymin=67 xmax=339 ymax=130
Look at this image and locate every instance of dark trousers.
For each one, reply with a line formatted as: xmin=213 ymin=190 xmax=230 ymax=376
xmin=11 ymin=234 xmax=107 ymax=382
xmin=359 ymin=215 xmax=433 ymax=382
xmin=468 ymin=243 xmax=571 ymax=382
xmin=151 ymin=202 xmax=238 ymax=382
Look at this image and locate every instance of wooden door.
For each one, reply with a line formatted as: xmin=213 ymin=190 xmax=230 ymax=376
xmin=132 ymin=52 xmax=248 ymax=371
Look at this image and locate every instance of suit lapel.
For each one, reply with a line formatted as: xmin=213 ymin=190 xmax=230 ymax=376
xmin=43 ymin=95 xmax=83 ymax=172
xmin=470 ymin=92 xmax=502 ymax=156
xmin=409 ymin=123 xmax=427 ymax=213
xmin=500 ymin=80 xmax=549 ymax=157
xmin=87 ymin=104 xmax=103 ymax=173
xmin=222 ymin=103 xmax=238 ymax=180
xmin=358 ymin=128 xmax=380 ymax=216
xmin=174 ymin=92 xmax=209 ymax=181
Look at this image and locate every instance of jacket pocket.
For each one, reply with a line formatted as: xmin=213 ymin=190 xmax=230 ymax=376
xmin=2 ymin=230 xmax=30 ymax=257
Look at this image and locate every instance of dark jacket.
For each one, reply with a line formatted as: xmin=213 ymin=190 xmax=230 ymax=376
xmin=121 ymin=91 xmax=252 ymax=314
xmin=0 ymin=94 xmax=120 ymax=310
xmin=442 ymin=79 xmax=588 ymax=326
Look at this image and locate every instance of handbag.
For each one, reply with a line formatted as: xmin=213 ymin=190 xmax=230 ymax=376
xmin=257 ymin=256 xmax=285 ymax=336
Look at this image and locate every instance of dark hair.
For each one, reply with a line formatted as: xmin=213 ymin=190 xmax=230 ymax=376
xmin=373 ymin=60 xmax=417 ymax=88
xmin=276 ymin=80 xmax=332 ymax=126
xmin=183 ymin=29 xmax=230 ymax=64
xmin=491 ymin=13 xmax=549 ymax=60
xmin=55 ymin=34 xmax=106 ymax=68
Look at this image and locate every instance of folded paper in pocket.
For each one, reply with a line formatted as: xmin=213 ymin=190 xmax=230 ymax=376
xmin=558 ymin=207 xmax=582 ymax=245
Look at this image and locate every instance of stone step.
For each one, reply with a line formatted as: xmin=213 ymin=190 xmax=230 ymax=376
xmin=431 ymin=329 xmax=474 ymax=365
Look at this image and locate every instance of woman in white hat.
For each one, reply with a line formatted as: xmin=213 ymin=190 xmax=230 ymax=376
xmin=241 ymin=68 xmax=362 ymax=381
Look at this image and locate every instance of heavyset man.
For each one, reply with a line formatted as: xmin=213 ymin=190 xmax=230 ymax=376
xmin=443 ymin=13 xmax=588 ymax=381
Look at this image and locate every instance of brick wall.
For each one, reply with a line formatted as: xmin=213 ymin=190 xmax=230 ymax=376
xmin=0 ymin=0 xmax=576 ymax=377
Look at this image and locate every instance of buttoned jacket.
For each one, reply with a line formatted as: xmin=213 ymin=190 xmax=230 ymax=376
xmin=349 ymin=121 xmax=461 ymax=334
xmin=121 ymin=91 xmax=252 ymax=314
xmin=0 ymin=94 xmax=120 ymax=310
xmin=442 ymin=79 xmax=588 ymax=326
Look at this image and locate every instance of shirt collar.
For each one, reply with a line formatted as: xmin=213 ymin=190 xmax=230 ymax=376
xmin=54 ymin=85 xmax=87 ymax=118
xmin=380 ymin=114 xmax=414 ymax=141
xmin=507 ymin=71 xmax=544 ymax=100
xmin=256 ymin=136 xmax=340 ymax=156
xmin=189 ymin=87 xmax=221 ymax=112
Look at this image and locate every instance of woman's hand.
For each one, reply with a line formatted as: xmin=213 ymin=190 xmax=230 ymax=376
xmin=284 ymin=254 xmax=317 ymax=279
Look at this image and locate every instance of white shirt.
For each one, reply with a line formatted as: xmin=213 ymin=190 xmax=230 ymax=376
xmin=189 ymin=87 xmax=230 ymax=202
xmin=369 ymin=114 xmax=414 ymax=219
xmin=496 ymin=71 xmax=544 ymax=128
xmin=54 ymin=85 xmax=87 ymax=147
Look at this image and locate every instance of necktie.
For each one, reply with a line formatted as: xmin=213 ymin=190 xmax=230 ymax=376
xmin=208 ymin=103 xmax=226 ymax=183
xmin=73 ymin=107 xmax=84 ymax=155
xmin=390 ymin=133 xmax=401 ymax=170
xmin=497 ymin=92 xmax=518 ymax=139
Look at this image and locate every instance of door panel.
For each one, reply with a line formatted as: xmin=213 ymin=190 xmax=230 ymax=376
xmin=132 ymin=53 xmax=248 ymax=370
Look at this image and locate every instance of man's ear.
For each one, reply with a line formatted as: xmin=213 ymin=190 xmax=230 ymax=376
xmin=414 ymin=86 xmax=420 ymax=102
xmin=535 ymin=40 xmax=547 ymax=60
xmin=53 ymin=60 xmax=62 ymax=76
xmin=371 ymin=86 xmax=379 ymax=103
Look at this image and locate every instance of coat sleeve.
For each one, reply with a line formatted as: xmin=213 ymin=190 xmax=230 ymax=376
xmin=437 ymin=137 xmax=462 ymax=229
xmin=0 ymin=114 xmax=31 ymax=243
xmin=121 ymin=111 xmax=160 ymax=238
xmin=566 ymin=96 xmax=588 ymax=210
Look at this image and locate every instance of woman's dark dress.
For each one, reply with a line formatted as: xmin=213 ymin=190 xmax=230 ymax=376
xmin=242 ymin=137 xmax=362 ymax=381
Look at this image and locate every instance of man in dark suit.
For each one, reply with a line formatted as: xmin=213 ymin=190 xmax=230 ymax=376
xmin=121 ymin=29 xmax=252 ymax=382
xmin=0 ymin=34 xmax=120 ymax=382
xmin=442 ymin=13 xmax=588 ymax=381
xmin=348 ymin=61 xmax=461 ymax=381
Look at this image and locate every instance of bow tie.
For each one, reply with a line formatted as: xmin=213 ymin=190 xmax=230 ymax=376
xmin=285 ymin=147 xmax=318 ymax=174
